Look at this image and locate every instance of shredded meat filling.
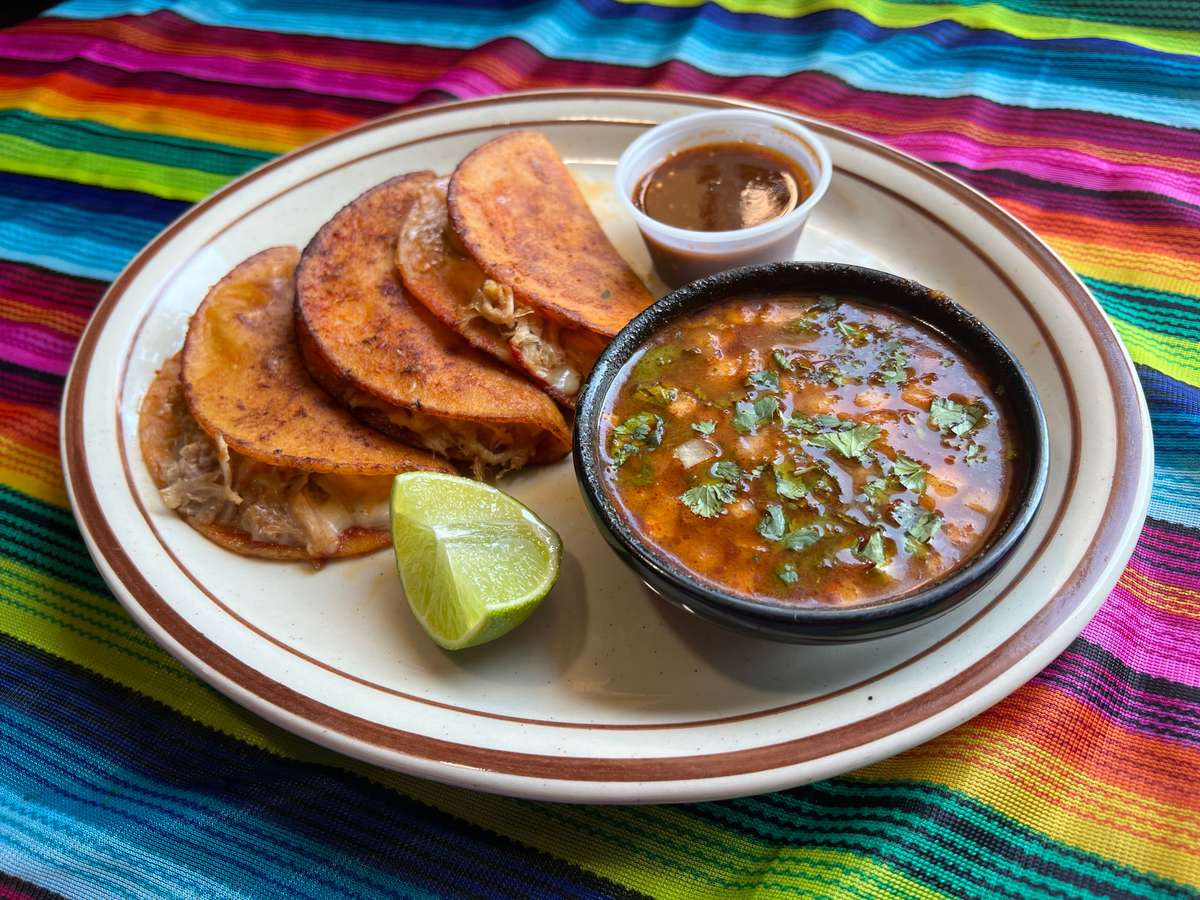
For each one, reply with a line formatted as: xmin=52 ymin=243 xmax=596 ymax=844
xmin=344 ymin=388 xmax=534 ymax=479
xmin=158 ymin=398 xmax=389 ymax=557
xmin=468 ymin=279 xmax=581 ymax=396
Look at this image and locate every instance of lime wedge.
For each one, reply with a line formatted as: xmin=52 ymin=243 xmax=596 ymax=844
xmin=389 ymin=472 xmax=561 ymax=650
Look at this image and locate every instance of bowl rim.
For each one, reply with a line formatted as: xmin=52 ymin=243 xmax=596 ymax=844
xmin=573 ymin=261 xmax=1050 ymax=633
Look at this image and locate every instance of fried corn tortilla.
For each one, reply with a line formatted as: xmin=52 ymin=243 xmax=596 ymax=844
xmin=295 ymin=172 xmax=571 ymax=473
xmin=448 ymin=130 xmax=653 ymax=339
xmin=140 ymin=247 xmax=451 ymax=562
xmin=398 ymin=176 xmax=608 ymax=406
xmin=397 ymin=177 xmax=515 ymax=366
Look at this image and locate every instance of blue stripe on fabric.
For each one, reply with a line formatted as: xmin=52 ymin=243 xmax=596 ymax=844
xmin=0 ymin=635 xmax=633 ymax=900
xmin=0 ymin=785 xmax=217 ymax=899
xmin=0 ymin=708 xmax=461 ymax=899
xmin=0 ymin=171 xmax=187 ymax=224
xmin=0 ymin=194 xmax=162 ymax=280
xmin=1139 ymin=365 xmax=1200 ymax=528
xmin=52 ymin=0 xmax=1200 ymax=130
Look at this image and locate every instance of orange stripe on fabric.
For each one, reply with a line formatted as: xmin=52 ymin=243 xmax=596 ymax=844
xmin=0 ymin=73 xmax=348 ymax=152
xmin=1119 ymin=567 xmax=1200 ymax=618
xmin=0 ymin=402 xmax=59 ymax=458
xmin=0 ymin=298 xmax=87 ymax=337
xmin=998 ymin=199 xmax=1200 ymax=264
xmin=967 ymin=685 xmax=1200 ymax=814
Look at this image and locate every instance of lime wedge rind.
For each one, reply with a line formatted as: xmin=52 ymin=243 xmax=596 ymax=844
xmin=390 ymin=473 xmax=561 ymax=650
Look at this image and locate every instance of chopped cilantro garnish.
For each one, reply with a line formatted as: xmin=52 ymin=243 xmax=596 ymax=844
xmin=633 ymin=383 xmax=678 ymax=406
xmin=965 ymin=442 xmax=987 ymax=466
xmin=863 ymin=477 xmax=892 ymax=505
xmin=783 ymin=413 xmax=852 ymax=435
xmin=691 ymin=419 xmax=716 ymax=436
xmin=777 ymin=563 xmax=800 ymax=585
xmin=631 ymin=345 xmax=678 ymax=382
xmin=679 ymin=482 xmax=737 ymax=518
xmin=746 ymin=369 xmax=780 ymax=392
xmin=626 ymin=462 xmax=655 ymax=487
xmin=710 ymin=460 xmax=743 ymax=482
xmin=810 ymin=363 xmax=848 ymax=386
xmin=610 ymin=412 xmax=664 ymax=466
xmin=940 ymin=357 xmax=955 ymax=368
xmin=877 ymin=345 xmax=909 ymax=384
xmin=835 ymin=320 xmax=868 ymax=343
xmin=773 ymin=462 xmax=808 ymax=500
xmin=808 ymin=423 xmax=882 ymax=460
xmin=854 ymin=530 xmax=887 ymax=568
xmin=772 ymin=350 xmax=795 ymax=371
xmin=757 ymin=504 xmax=787 ymax=542
xmin=930 ymin=397 xmax=985 ymax=438
xmin=815 ymin=295 xmax=838 ymax=310
xmin=892 ymin=455 xmax=927 ymax=493
xmin=783 ymin=318 xmax=820 ymax=334
xmin=893 ymin=502 xmax=943 ymax=553
xmin=731 ymin=396 xmax=779 ymax=434
xmin=783 ymin=525 xmax=822 ymax=551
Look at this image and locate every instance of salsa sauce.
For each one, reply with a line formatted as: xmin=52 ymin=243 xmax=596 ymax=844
xmin=599 ymin=295 xmax=1016 ymax=607
xmin=634 ymin=142 xmax=811 ymax=232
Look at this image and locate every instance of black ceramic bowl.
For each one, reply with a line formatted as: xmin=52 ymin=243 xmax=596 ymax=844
xmin=574 ymin=262 xmax=1049 ymax=643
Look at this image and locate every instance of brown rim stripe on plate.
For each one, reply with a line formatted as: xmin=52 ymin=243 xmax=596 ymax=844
xmin=63 ymin=89 xmax=1141 ymax=781
xmin=113 ymin=150 xmax=1079 ymax=729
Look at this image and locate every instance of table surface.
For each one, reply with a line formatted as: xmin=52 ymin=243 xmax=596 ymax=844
xmin=1 ymin=1 xmax=1198 ymax=897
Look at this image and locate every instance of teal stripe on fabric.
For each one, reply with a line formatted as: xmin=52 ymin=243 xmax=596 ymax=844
xmin=740 ymin=782 xmax=1169 ymax=900
xmin=52 ymin=0 xmax=1200 ymax=129
xmin=0 ymin=796 xmax=186 ymax=899
xmin=0 ymin=706 xmax=443 ymax=900
xmin=0 ymin=110 xmax=273 ymax=176
xmin=0 ymin=195 xmax=158 ymax=279
xmin=1085 ymin=276 xmax=1200 ymax=341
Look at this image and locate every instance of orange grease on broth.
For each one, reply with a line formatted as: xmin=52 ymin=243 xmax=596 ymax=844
xmin=598 ymin=295 xmax=1016 ymax=607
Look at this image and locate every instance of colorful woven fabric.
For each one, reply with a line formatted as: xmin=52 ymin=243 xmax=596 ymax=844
xmin=1 ymin=1 xmax=1197 ymax=896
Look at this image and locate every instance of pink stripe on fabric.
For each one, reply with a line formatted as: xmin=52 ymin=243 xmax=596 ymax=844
xmin=891 ymin=133 xmax=1200 ymax=207
xmin=0 ymin=321 xmax=75 ymax=376
xmin=0 ymin=31 xmax=499 ymax=106
xmin=1083 ymin=589 xmax=1200 ymax=688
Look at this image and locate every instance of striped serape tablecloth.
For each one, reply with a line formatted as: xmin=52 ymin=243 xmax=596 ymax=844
xmin=1 ymin=1 xmax=1198 ymax=897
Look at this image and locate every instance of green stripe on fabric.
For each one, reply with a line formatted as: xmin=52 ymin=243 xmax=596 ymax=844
xmin=0 ymin=109 xmax=271 ymax=177
xmin=0 ymin=558 xmax=943 ymax=899
xmin=626 ymin=0 xmax=1200 ymax=55
xmin=1085 ymin=277 xmax=1200 ymax=341
xmin=747 ymin=783 xmax=1168 ymax=899
xmin=0 ymin=131 xmax=233 ymax=202
xmin=895 ymin=0 xmax=1200 ymax=31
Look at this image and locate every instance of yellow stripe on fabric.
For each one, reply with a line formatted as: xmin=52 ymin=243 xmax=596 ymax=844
xmin=0 ymin=555 xmax=329 ymax=762
xmin=0 ymin=131 xmax=229 ymax=203
xmin=856 ymin=725 xmax=1199 ymax=886
xmin=408 ymin=785 xmax=945 ymax=898
xmin=0 ymin=92 xmax=316 ymax=156
xmin=0 ymin=439 xmax=67 ymax=509
xmin=1056 ymin=238 xmax=1200 ymax=290
xmin=1120 ymin=568 xmax=1200 ymax=618
xmin=625 ymin=0 xmax=1197 ymax=55
xmin=1108 ymin=316 xmax=1200 ymax=388
xmin=0 ymin=548 xmax=938 ymax=898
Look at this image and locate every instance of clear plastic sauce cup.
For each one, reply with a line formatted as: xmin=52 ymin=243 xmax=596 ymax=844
xmin=616 ymin=110 xmax=832 ymax=288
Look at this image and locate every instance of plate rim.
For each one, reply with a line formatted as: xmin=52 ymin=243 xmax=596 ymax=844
xmin=60 ymin=88 xmax=1152 ymax=800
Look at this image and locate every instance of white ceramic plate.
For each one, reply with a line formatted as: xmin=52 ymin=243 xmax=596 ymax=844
xmin=62 ymin=90 xmax=1152 ymax=804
